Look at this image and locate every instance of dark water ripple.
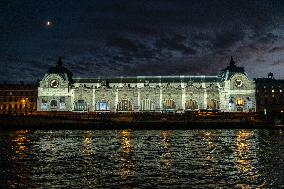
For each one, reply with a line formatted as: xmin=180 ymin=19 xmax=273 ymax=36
xmin=0 ymin=129 xmax=283 ymax=188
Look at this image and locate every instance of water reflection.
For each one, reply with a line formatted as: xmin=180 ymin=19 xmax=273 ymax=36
xmin=119 ymin=129 xmax=134 ymax=179
xmin=82 ymin=131 xmax=93 ymax=157
xmin=161 ymin=130 xmax=172 ymax=169
xmin=8 ymin=130 xmax=32 ymax=188
xmin=235 ymin=130 xmax=262 ymax=188
xmin=0 ymin=129 xmax=283 ymax=188
xmin=204 ymin=131 xmax=216 ymax=161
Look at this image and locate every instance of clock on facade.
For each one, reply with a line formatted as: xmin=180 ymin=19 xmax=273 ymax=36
xmin=235 ymin=79 xmax=243 ymax=87
xmin=50 ymin=79 xmax=59 ymax=88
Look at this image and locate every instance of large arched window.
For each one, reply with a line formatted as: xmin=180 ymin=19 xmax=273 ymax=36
xmin=50 ymin=100 xmax=58 ymax=107
xmin=74 ymin=100 xmax=87 ymax=111
xmin=117 ymin=99 xmax=133 ymax=111
xmin=96 ymin=100 xmax=110 ymax=111
xmin=207 ymin=99 xmax=219 ymax=109
xmin=163 ymin=99 xmax=175 ymax=110
xmin=246 ymin=97 xmax=253 ymax=111
xmin=185 ymin=99 xmax=198 ymax=110
xmin=236 ymin=98 xmax=244 ymax=106
xmin=141 ymin=99 xmax=155 ymax=111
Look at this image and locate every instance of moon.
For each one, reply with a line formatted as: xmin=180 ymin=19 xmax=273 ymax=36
xmin=46 ymin=20 xmax=52 ymax=27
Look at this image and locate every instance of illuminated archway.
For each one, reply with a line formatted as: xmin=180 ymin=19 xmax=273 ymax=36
xmin=185 ymin=99 xmax=198 ymax=110
xmin=207 ymin=99 xmax=219 ymax=109
xmin=74 ymin=100 xmax=87 ymax=111
xmin=163 ymin=99 xmax=175 ymax=110
xmin=117 ymin=99 xmax=133 ymax=111
xmin=141 ymin=99 xmax=155 ymax=111
xmin=96 ymin=100 xmax=110 ymax=111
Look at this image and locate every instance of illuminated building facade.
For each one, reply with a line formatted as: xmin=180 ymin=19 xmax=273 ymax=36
xmin=37 ymin=57 xmax=256 ymax=112
xmin=0 ymin=83 xmax=37 ymax=115
xmin=255 ymin=73 xmax=284 ymax=114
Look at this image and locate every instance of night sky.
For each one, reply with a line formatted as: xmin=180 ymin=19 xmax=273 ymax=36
xmin=1 ymin=0 xmax=284 ymax=82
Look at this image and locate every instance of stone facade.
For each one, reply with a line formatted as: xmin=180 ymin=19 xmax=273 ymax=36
xmin=37 ymin=57 xmax=256 ymax=112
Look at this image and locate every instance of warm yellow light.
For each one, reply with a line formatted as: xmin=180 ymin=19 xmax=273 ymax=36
xmin=236 ymin=99 xmax=244 ymax=106
xmin=272 ymin=89 xmax=274 ymax=93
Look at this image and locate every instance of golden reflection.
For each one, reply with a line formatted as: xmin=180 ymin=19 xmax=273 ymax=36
xmin=82 ymin=131 xmax=93 ymax=157
xmin=8 ymin=130 xmax=32 ymax=188
xmin=236 ymin=130 xmax=252 ymax=156
xmin=12 ymin=130 xmax=30 ymax=160
xmin=161 ymin=130 xmax=172 ymax=168
xmin=235 ymin=130 xmax=261 ymax=188
xmin=119 ymin=129 xmax=134 ymax=179
xmin=203 ymin=131 xmax=215 ymax=161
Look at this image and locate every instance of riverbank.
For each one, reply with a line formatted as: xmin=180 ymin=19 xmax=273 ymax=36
xmin=0 ymin=113 xmax=282 ymax=130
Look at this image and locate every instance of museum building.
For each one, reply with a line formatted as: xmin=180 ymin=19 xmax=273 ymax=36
xmin=37 ymin=57 xmax=256 ymax=112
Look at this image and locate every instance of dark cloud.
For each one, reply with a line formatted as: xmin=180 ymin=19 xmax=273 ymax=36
xmin=155 ymin=36 xmax=197 ymax=55
xmin=106 ymin=36 xmax=142 ymax=53
xmin=213 ymin=31 xmax=245 ymax=49
xmin=269 ymin=46 xmax=284 ymax=53
xmin=0 ymin=0 xmax=284 ymax=82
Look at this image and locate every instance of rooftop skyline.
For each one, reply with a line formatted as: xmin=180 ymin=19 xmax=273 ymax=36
xmin=1 ymin=0 xmax=284 ymax=82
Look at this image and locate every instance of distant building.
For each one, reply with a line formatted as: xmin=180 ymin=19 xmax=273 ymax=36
xmin=37 ymin=57 xmax=256 ymax=112
xmin=255 ymin=73 xmax=284 ymax=114
xmin=0 ymin=83 xmax=37 ymax=115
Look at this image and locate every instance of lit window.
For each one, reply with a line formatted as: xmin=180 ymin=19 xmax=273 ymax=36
xmin=272 ymin=89 xmax=274 ymax=93
xmin=236 ymin=99 xmax=244 ymax=106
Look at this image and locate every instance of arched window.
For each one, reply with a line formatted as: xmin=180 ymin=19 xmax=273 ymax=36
xmin=207 ymin=99 xmax=219 ymax=109
xmin=236 ymin=98 xmax=244 ymax=106
xmin=117 ymin=99 xmax=132 ymax=111
xmin=229 ymin=97 xmax=235 ymax=111
xmin=96 ymin=100 xmax=110 ymax=111
xmin=246 ymin=97 xmax=253 ymax=111
xmin=163 ymin=99 xmax=175 ymax=110
xmin=74 ymin=100 xmax=87 ymax=111
xmin=141 ymin=99 xmax=155 ymax=111
xmin=50 ymin=100 xmax=57 ymax=107
xmin=185 ymin=99 xmax=198 ymax=110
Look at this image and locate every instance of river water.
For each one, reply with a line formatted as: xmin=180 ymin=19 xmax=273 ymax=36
xmin=0 ymin=129 xmax=283 ymax=188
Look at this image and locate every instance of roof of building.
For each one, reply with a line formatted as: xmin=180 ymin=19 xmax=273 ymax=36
xmin=254 ymin=77 xmax=284 ymax=84
xmin=47 ymin=57 xmax=73 ymax=82
xmin=73 ymin=75 xmax=222 ymax=83
xmin=218 ymin=57 xmax=246 ymax=80
xmin=0 ymin=83 xmax=37 ymax=90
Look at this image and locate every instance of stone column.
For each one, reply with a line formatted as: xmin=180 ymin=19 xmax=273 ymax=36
xmin=181 ymin=88 xmax=185 ymax=110
xmin=202 ymin=81 xmax=207 ymax=109
xmin=115 ymin=88 xmax=118 ymax=112
xmin=137 ymin=90 xmax=140 ymax=111
xmin=92 ymin=88 xmax=96 ymax=112
xmin=159 ymin=87 xmax=163 ymax=111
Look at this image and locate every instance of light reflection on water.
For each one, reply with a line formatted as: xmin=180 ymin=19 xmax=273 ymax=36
xmin=0 ymin=129 xmax=283 ymax=188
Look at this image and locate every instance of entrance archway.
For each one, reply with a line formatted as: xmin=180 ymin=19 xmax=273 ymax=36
xmin=50 ymin=100 xmax=58 ymax=108
xmin=185 ymin=99 xmax=198 ymax=110
xmin=96 ymin=100 xmax=110 ymax=111
xmin=141 ymin=99 xmax=155 ymax=111
xmin=207 ymin=99 xmax=219 ymax=109
xmin=117 ymin=99 xmax=133 ymax=111
xmin=163 ymin=99 xmax=175 ymax=110
xmin=74 ymin=100 xmax=87 ymax=111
